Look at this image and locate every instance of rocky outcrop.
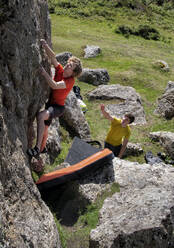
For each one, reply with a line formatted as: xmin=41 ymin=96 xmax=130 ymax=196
xmin=0 ymin=1 xmax=61 ymax=247
xmin=155 ymin=81 xmax=174 ymax=119
xmin=87 ymin=84 xmax=146 ymax=124
xmin=149 ymin=131 xmax=174 ymax=159
xmin=78 ymin=68 xmax=110 ymax=86
xmin=89 ymin=158 xmax=174 ymax=248
xmin=84 ymin=45 xmax=101 ymax=58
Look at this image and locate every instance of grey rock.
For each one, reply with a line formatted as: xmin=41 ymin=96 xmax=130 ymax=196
xmin=87 ymin=84 xmax=146 ymax=125
xmin=0 ymin=1 xmax=61 ymax=247
xmin=90 ymin=158 xmax=174 ymax=248
xmin=56 ymin=51 xmax=72 ymax=66
xmin=78 ymin=68 xmax=110 ymax=86
xmin=149 ymin=131 xmax=174 ymax=159
xmin=165 ymin=81 xmax=174 ymax=91
xmin=155 ymin=60 xmax=170 ymax=71
xmin=42 ymin=119 xmax=61 ymax=164
xmin=61 ymin=91 xmax=91 ymax=140
xmin=155 ymin=81 xmax=174 ymax=119
xmin=144 ymin=150 xmax=163 ymax=165
xmin=84 ymin=45 xmax=101 ymax=58
xmin=78 ymin=161 xmax=115 ymax=203
xmin=124 ymin=142 xmax=143 ymax=157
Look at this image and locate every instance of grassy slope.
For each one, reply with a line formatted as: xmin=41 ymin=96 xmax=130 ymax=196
xmin=51 ymin=12 xmax=174 ymax=164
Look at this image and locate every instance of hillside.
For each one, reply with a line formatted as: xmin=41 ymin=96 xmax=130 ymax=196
xmin=46 ymin=1 xmax=174 ymax=165
xmin=48 ymin=0 xmax=174 ymax=21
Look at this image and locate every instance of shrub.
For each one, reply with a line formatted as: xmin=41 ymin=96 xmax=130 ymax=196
xmin=57 ymin=0 xmax=77 ymax=8
xmin=48 ymin=0 xmax=57 ymax=13
xmin=136 ymin=25 xmax=160 ymax=40
xmin=115 ymin=25 xmax=134 ymax=38
xmin=116 ymin=24 xmax=160 ymax=40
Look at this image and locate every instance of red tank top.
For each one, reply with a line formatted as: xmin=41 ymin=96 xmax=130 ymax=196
xmin=50 ymin=64 xmax=75 ymax=106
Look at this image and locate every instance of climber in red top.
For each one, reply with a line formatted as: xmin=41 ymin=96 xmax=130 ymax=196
xmin=27 ymin=39 xmax=82 ymax=158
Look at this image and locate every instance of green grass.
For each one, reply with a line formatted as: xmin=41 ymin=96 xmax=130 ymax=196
xmin=50 ymin=13 xmax=174 ymax=165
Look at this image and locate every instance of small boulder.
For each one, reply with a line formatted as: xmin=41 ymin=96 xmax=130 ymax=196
xmin=155 ymin=81 xmax=174 ymax=119
xmin=149 ymin=131 xmax=174 ymax=159
xmin=78 ymin=68 xmax=110 ymax=86
xmin=56 ymin=52 xmax=72 ymax=66
xmin=124 ymin=142 xmax=143 ymax=157
xmin=155 ymin=60 xmax=169 ymax=71
xmin=84 ymin=45 xmax=101 ymax=58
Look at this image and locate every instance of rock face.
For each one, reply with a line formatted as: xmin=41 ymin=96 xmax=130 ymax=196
xmin=87 ymin=84 xmax=146 ymax=124
xmin=155 ymin=81 xmax=174 ymax=119
xmin=90 ymin=158 xmax=174 ymax=248
xmin=0 ymin=1 xmax=61 ymax=247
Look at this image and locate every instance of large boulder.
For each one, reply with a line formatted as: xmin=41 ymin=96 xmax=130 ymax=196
xmin=0 ymin=1 xmax=61 ymax=247
xmin=51 ymin=157 xmax=174 ymax=248
xmin=87 ymin=84 xmax=146 ymax=125
xmin=78 ymin=68 xmax=110 ymax=86
xmin=89 ymin=158 xmax=174 ymax=248
xmin=155 ymin=81 xmax=174 ymax=119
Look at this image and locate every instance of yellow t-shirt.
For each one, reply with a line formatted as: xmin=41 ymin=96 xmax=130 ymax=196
xmin=105 ymin=117 xmax=131 ymax=146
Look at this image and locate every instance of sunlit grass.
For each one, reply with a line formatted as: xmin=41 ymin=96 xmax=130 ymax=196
xmin=50 ymin=13 xmax=174 ymax=165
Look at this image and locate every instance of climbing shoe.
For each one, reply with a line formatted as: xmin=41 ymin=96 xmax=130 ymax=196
xmin=27 ymin=146 xmax=40 ymax=159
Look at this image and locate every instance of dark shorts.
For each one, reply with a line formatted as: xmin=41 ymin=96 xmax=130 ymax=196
xmin=44 ymin=103 xmax=65 ymax=126
xmin=104 ymin=142 xmax=122 ymax=157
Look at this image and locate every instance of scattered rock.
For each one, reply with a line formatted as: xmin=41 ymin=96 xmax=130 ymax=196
xmin=149 ymin=131 xmax=174 ymax=159
xmin=84 ymin=45 xmax=101 ymax=58
xmin=155 ymin=81 xmax=174 ymax=119
xmin=56 ymin=51 xmax=72 ymax=66
xmin=144 ymin=151 xmax=163 ymax=165
xmin=78 ymin=68 xmax=110 ymax=86
xmin=155 ymin=60 xmax=169 ymax=71
xmin=124 ymin=142 xmax=143 ymax=157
